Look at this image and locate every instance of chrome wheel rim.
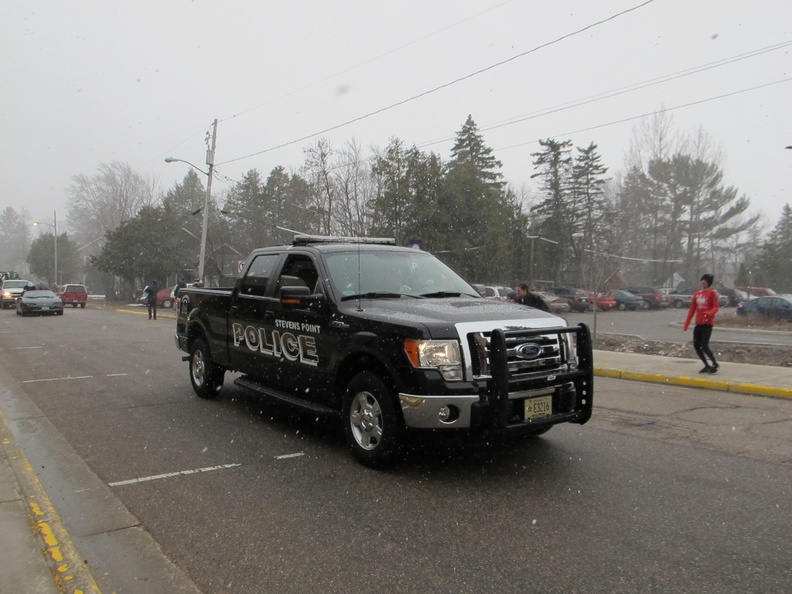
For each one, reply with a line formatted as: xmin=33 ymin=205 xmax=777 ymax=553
xmin=192 ymin=349 xmax=206 ymax=386
xmin=349 ymin=391 xmax=383 ymax=450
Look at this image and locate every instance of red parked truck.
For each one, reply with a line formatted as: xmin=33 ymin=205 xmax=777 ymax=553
xmin=56 ymin=284 xmax=88 ymax=308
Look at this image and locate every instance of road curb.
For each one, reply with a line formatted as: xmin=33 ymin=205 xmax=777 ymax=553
xmin=0 ymin=411 xmax=101 ymax=593
xmin=595 ymin=367 xmax=792 ymax=399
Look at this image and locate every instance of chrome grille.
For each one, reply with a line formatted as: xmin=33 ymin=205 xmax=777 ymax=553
xmin=467 ymin=329 xmax=567 ymax=380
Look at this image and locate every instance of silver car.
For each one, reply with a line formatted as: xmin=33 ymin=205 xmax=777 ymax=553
xmin=16 ymin=289 xmax=64 ymax=316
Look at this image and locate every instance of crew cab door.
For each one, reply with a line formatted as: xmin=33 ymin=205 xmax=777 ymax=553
xmin=267 ymin=253 xmax=341 ymax=405
xmin=227 ymin=252 xmax=285 ymax=384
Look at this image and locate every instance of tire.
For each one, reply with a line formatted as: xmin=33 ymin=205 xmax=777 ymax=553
xmin=162 ymin=299 xmax=173 ymax=309
xmin=189 ymin=337 xmax=224 ymax=399
xmin=674 ymin=300 xmax=684 ymax=309
xmin=640 ymin=300 xmax=649 ymax=310
xmin=72 ymin=303 xmax=78 ymax=308
xmin=342 ymin=371 xmax=402 ymax=468
xmin=80 ymin=303 xmax=86 ymax=308
xmin=617 ymin=303 xmax=626 ymax=311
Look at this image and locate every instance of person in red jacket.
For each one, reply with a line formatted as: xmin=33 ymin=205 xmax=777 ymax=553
xmin=683 ymin=273 xmax=720 ymax=374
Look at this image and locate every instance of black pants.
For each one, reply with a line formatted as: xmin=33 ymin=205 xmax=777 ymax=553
xmin=147 ymin=300 xmax=157 ymax=319
xmin=693 ymin=324 xmax=716 ymax=367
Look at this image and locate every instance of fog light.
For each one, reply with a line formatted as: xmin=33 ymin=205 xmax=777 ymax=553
xmin=438 ymin=405 xmax=459 ymax=423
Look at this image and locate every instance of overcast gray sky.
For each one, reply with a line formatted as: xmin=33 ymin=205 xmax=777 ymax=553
xmin=2 ymin=0 xmax=790 ymax=233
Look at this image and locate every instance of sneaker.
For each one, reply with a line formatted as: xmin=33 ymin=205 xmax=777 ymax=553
xmin=699 ymin=366 xmax=711 ymax=374
xmin=708 ymin=364 xmax=719 ymax=374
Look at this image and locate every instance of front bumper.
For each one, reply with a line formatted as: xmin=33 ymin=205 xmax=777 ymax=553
xmin=399 ymin=324 xmax=593 ymax=433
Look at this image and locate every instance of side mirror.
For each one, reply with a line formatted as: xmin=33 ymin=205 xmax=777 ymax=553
xmin=280 ymin=285 xmax=324 ymax=309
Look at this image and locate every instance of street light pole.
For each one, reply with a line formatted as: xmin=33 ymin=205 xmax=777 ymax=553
xmin=198 ymin=119 xmax=217 ymax=286
xmin=165 ymin=118 xmax=217 ymax=286
xmin=32 ymin=210 xmax=57 ymax=288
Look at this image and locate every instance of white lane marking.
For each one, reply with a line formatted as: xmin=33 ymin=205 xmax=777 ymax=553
xmin=14 ymin=346 xmax=44 ymax=349
xmin=22 ymin=373 xmax=128 ymax=383
xmin=108 ymin=463 xmax=241 ymax=487
xmin=23 ymin=376 xmax=93 ymax=383
xmin=275 ymin=452 xmax=305 ymax=460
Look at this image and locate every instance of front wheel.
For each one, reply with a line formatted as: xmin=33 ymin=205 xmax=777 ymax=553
xmin=189 ymin=337 xmax=224 ymax=399
xmin=162 ymin=299 xmax=173 ymax=309
xmin=342 ymin=371 xmax=402 ymax=468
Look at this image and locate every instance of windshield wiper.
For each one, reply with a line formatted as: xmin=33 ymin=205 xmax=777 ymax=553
xmin=340 ymin=291 xmax=405 ymax=301
xmin=419 ymin=291 xmax=470 ymax=298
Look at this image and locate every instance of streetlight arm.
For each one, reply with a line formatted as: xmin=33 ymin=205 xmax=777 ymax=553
xmin=164 ymin=157 xmax=209 ymax=176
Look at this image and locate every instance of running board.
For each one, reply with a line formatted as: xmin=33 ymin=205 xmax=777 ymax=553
xmin=234 ymin=376 xmax=339 ymax=417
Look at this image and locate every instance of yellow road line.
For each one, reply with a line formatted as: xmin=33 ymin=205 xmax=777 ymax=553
xmin=595 ymin=368 xmax=792 ymax=399
xmin=0 ymin=411 xmax=101 ymax=593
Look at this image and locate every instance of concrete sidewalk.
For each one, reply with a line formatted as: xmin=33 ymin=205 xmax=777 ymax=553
xmin=594 ymin=350 xmax=792 ymax=399
xmin=2 ymin=351 xmax=790 ymax=594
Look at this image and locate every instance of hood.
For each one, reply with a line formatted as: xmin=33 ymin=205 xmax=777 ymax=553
xmin=338 ymin=296 xmax=565 ymax=337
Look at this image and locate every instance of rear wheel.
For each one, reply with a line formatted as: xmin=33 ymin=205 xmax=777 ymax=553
xmin=80 ymin=302 xmax=86 ymax=308
xmin=189 ymin=337 xmax=224 ymax=399
xmin=342 ymin=371 xmax=402 ymax=468
xmin=162 ymin=299 xmax=173 ymax=309
xmin=617 ymin=302 xmax=626 ymax=311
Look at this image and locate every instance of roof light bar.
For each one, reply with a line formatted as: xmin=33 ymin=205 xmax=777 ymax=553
xmin=292 ymin=235 xmax=396 ymax=246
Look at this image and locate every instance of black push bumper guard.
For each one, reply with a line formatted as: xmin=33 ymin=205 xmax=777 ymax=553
xmin=481 ymin=323 xmax=593 ymax=433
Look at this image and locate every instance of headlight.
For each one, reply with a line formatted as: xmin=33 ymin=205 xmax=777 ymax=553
xmin=564 ymin=332 xmax=579 ymax=370
xmin=404 ymin=339 xmax=463 ymax=381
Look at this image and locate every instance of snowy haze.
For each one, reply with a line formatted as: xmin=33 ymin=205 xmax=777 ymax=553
xmin=2 ymin=0 xmax=790 ymax=231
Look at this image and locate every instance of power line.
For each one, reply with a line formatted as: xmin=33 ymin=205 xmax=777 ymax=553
xmin=493 ymin=77 xmax=792 ymax=153
xmin=416 ymin=40 xmax=792 ymax=150
xmin=220 ymin=0 xmax=516 ymax=123
xmin=218 ymin=0 xmax=656 ymax=166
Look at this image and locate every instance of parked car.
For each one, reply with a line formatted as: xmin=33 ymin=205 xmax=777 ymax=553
xmin=595 ymin=292 xmax=617 ymax=311
xmin=553 ymin=287 xmax=591 ymax=312
xmin=56 ymin=283 xmax=88 ymax=308
xmin=607 ymin=290 xmax=647 ymax=311
xmin=735 ymin=286 xmax=777 ymax=298
xmin=624 ymin=286 xmax=668 ymax=309
xmin=536 ymin=292 xmax=570 ymax=313
xmin=476 ymin=285 xmax=512 ymax=300
xmin=2 ymin=278 xmax=31 ymax=309
xmin=736 ymin=295 xmax=792 ymax=320
xmin=137 ymin=286 xmax=175 ymax=308
xmin=16 ymin=289 xmax=64 ymax=316
xmin=667 ymin=286 xmax=697 ymax=309
xmin=719 ymin=287 xmax=748 ymax=307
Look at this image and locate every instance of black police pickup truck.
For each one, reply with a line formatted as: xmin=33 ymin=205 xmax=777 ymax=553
xmin=175 ymin=235 xmax=593 ymax=467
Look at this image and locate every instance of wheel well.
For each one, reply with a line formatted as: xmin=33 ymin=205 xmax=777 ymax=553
xmin=334 ymin=353 xmax=397 ymax=406
xmin=186 ymin=323 xmax=206 ymax=353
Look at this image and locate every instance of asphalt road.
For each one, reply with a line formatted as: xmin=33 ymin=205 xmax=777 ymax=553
xmin=1 ymin=305 xmax=790 ymax=593
xmin=566 ymin=306 xmax=792 ymax=346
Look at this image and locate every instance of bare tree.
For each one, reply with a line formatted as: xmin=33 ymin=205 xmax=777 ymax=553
xmin=66 ymin=161 xmax=159 ymax=245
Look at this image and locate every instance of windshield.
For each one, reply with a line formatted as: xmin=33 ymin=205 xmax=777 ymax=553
xmin=3 ymin=280 xmax=27 ymax=288
xmin=324 ymin=250 xmax=479 ymax=299
xmin=24 ymin=290 xmax=56 ymax=298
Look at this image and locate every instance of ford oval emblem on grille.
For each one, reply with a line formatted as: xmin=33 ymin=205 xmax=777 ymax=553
xmin=516 ymin=343 xmax=542 ymax=360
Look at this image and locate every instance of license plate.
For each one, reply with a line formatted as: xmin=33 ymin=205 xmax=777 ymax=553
xmin=524 ymin=396 xmax=552 ymax=420
xmin=41 ymin=307 xmax=49 ymax=310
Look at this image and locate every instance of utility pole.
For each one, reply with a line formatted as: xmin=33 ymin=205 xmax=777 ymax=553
xmin=198 ymin=119 xmax=217 ymax=285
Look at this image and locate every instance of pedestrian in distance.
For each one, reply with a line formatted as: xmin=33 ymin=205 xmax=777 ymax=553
xmin=173 ymin=277 xmax=187 ymax=309
xmin=683 ymin=273 xmax=720 ymax=374
xmin=515 ymin=282 xmax=550 ymax=312
xmin=144 ymin=281 xmax=159 ymax=320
